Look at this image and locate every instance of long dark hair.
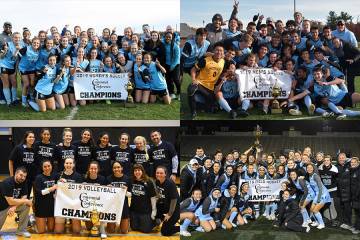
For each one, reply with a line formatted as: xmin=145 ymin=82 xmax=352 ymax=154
xmin=97 ymin=132 xmax=110 ymax=146
xmin=22 ymin=131 xmax=35 ymax=145
xmin=81 ymin=128 xmax=95 ymax=147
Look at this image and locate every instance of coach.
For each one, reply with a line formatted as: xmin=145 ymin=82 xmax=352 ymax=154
xmin=332 ymin=20 xmax=358 ymax=48
xmin=149 ymin=130 xmax=178 ymax=182
xmin=0 ymin=167 xmax=32 ymax=238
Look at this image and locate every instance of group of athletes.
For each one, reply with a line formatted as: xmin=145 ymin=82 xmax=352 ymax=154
xmin=0 ymin=128 xmax=180 ymax=238
xmin=179 ymin=145 xmax=360 ymax=237
xmin=182 ymin=1 xmax=360 ymax=119
xmin=0 ymin=22 xmax=181 ymax=112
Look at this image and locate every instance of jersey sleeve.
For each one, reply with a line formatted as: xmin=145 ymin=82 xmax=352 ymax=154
xmin=181 ymin=42 xmax=192 ymax=58
xmin=2 ymin=180 xmax=14 ymax=197
xmin=147 ymin=180 xmax=157 ymax=198
xmin=195 ymin=57 xmax=206 ymax=70
xmin=9 ymin=146 xmax=20 ymax=166
xmin=168 ymin=181 xmax=179 ymax=199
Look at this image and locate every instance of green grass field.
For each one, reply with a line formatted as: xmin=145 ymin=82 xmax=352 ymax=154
xmin=180 ymin=74 xmax=360 ymax=120
xmin=0 ymin=75 xmax=180 ymax=120
xmin=183 ymin=217 xmax=358 ymax=240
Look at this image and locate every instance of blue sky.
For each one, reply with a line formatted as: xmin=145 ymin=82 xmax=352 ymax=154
xmin=181 ymin=0 xmax=360 ymax=27
xmin=2 ymin=0 xmax=179 ymax=35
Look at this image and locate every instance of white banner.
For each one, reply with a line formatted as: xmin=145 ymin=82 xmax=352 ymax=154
xmin=54 ymin=182 xmax=126 ymax=222
xmin=74 ymin=72 xmax=128 ymax=100
xmin=236 ymin=68 xmax=292 ymax=100
xmin=239 ymin=179 xmax=286 ymax=202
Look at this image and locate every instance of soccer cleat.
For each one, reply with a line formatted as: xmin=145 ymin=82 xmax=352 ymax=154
xmin=317 ymin=224 xmax=325 ymax=229
xmin=336 ymin=114 xmax=346 ymax=120
xmin=105 ymin=100 xmax=111 ymax=105
xmin=0 ymin=100 xmax=6 ymax=105
xmin=322 ymin=112 xmax=332 ymax=117
xmin=230 ymin=110 xmax=237 ymax=119
xmin=269 ymin=214 xmax=276 ymax=220
xmin=231 ymin=222 xmax=237 ymax=228
xmin=195 ymin=226 xmax=205 ymax=232
xmin=289 ymin=109 xmax=302 ymax=116
xmin=180 ymin=230 xmax=192 ymax=237
xmin=352 ymin=229 xmax=360 ymax=234
xmin=308 ymin=104 xmax=315 ymax=115
xmin=221 ymin=224 xmax=227 ymax=230
xmin=340 ymin=223 xmax=351 ymax=230
xmin=310 ymin=221 xmax=319 ymax=227
xmin=306 ymin=225 xmax=311 ymax=233
xmin=191 ymin=111 xmax=197 ymax=120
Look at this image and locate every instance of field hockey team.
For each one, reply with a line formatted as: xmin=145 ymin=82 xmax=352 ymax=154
xmin=182 ymin=1 xmax=360 ymax=119
xmin=0 ymin=128 xmax=180 ymax=238
xmin=0 ymin=23 xmax=181 ymax=112
xmin=180 ymin=146 xmax=360 ymax=236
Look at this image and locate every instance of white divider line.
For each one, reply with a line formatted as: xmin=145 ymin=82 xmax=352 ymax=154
xmin=65 ymin=106 xmax=79 ymax=120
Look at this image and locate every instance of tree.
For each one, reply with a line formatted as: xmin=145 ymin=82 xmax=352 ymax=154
xmin=326 ymin=11 xmax=353 ymax=30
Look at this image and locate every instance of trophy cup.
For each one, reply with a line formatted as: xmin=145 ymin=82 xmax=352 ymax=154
xmin=89 ymin=202 xmax=100 ymax=237
xmin=270 ymin=80 xmax=282 ymax=114
xmin=124 ymin=81 xmax=136 ymax=108
xmin=253 ymin=125 xmax=263 ymax=147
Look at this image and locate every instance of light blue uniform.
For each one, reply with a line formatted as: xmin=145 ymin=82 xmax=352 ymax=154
xmin=134 ymin=64 xmax=150 ymax=90
xmin=182 ymin=39 xmax=210 ymax=69
xmin=88 ymin=59 xmax=102 ymax=72
xmin=18 ymin=46 xmax=40 ymax=72
xmin=36 ymin=48 xmax=57 ymax=70
xmin=219 ymin=173 xmax=231 ymax=193
xmin=145 ymin=62 xmax=167 ymax=91
xmin=35 ymin=65 xmax=58 ymax=95
xmin=195 ymin=196 xmax=219 ymax=221
xmin=0 ymin=42 xmax=22 ymax=69
xmin=332 ymin=28 xmax=358 ymax=47
xmin=293 ymin=179 xmax=315 ymax=202
xmin=222 ymin=80 xmax=239 ymax=99
xmin=314 ymin=80 xmax=347 ymax=104
xmin=53 ymin=68 xmax=70 ymax=94
xmin=103 ymin=64 xmax=116 ymax=73
xmin=258 ymin=55 xmax=269 ymax=67
xmin=181 ymin=198 xmax=200 ymax=213
xmin=164 ymin=42 xmax=180 ymax=70
xmin=308 ymin=173 xmax=331 ymax=204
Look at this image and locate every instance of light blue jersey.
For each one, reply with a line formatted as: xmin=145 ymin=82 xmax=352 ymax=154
xmin=134 ymin=64 xmax=150 ymax=89
xmin=295 ymin=38 xmax=307 ymax=52
xmin=258 ymin=55 xmax=269 ymax=67
xmin=0 ymin=42 xmax=23 ymax=69
xmin=35 ymin=65 xmax=58 ymax=95
xmin=18 ymin=46 xmax=40 ymax=72
xmin=72 ymin=57 xmax=89 ymax=72
xmin=314 ymin=79 xmax=347 ymax=104
xmin=182 ymin=39 xmax=210 ymax=69
xmin=222 ymin=80 xmax=239 ymax=99
xmin=144 ymin=62 xmax=167 ymax=91
xmin=308 ymin=173 xmax=331 ymax=204
xmin=195 ymin=196 xmax=218 ymax=221
xmin=88 ymin=59 xmax=102 ymax=72
xmin=164 ymin=42 xmax=180 ymax=70
xmin=332 ymin=28 xmax=358 ymax=47
xmin=36 ymin=48 xmax=57 ymax=70
xmin=53 ymin=67 xmax=70 ymax=94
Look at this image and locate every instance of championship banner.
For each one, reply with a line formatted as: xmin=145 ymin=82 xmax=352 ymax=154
xmin=239 ymin=179 xmax=286 ymax=201
xmin=74 ymin=72 xmax=129 ymax=100
xmin=54 ymin=182 xmax=126 ymax=223
xmin=236 ymin=68 xmax=292 ymax=100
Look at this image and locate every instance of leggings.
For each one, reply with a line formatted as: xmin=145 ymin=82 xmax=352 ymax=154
xmin=165 ymin=64 xmax=181 ymax=95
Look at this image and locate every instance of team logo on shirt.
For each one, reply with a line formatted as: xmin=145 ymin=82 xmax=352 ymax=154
xmin=13 ymin=188 xmax=21 ymax=198
xmin=23 ymin=152 xmax=34 ymax=163
xmin=132 ymin=184 xmax=145 ymax=196
xmin=152 ymin=149 xmax=166 ymax=160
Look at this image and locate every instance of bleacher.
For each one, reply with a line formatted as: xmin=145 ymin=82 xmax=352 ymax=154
xmin=180 ymin=133 xmax=360 ymax=161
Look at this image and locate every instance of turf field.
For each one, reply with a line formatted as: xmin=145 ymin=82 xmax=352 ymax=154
xmin=0 ymin=76 xmax=180 ymax=120
xmin=180 ymin=74 xmax=360 ymax=120
xmin=182 ymin=217 xmax=358 ymax=240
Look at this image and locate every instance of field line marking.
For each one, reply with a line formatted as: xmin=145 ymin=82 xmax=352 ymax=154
xmin=65 ymin=106 xmax=79 ymax=120
xmin=283 ymin=116 xmax=323 ymax=120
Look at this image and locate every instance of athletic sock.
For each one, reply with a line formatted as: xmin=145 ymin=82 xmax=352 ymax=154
xmin=301 ymin=208 xmax=310 ymax=222
xmin=265 ymin=205 xmax=270 ymax=216
xmin=327 ymin=102 xmax=342 ymax=114
xmin=218 ymin=98 xmax=232 ymax=112
xmin=304 ymin=95 xmax=312 ymax=109
xmin=11 ymin=87 xmax=17 ymax=102
xmin=3 ymin=88 xmax=11 ymax=104
xmin=314 ymin=212 xmax=324 ymax=225
xmin=229 ymin=211 xmax=238 ymax=223
xmin=180 ymin=218 xmax=192 ymax=232
xmin=315 ymin=107 xmax=326 ymax=114
xmin=22 ymin=95 xmax=27 ymax=104
xmin=342 ymin=109 xmax=360 ymax=117
xmin=270 ymin=203 xmax=277 ymax=215
xmin=242 ymin=99 xmax=250 ymax=111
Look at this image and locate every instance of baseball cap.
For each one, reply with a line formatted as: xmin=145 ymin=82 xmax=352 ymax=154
xmin=337 ymin=19 xmax=345 ymax=25
xmin=189 ymin=159 xmax=199 ymax=165
xmin=4 ymin=22 xmax=12 ymax=27
xmin=266 ymin=17 xmax=274 ymax=23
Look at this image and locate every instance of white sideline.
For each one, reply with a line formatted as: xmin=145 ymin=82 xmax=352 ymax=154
xmin=65 ymin=106 xmax=79 ymax=120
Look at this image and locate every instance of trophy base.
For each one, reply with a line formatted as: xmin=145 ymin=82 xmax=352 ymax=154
xmin=271 ymin=108 xmax=283 ymax=114
xmin=89 ymin=230 xmax=100 ymax=237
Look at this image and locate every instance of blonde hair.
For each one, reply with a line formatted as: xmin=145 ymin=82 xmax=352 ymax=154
xmin=134 ymin=136 xmax=149 ymax=161
xmin=62 ymin=127 xmax=72 ymax=138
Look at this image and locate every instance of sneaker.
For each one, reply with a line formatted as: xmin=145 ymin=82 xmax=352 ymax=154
xmin=243 ymin=218 xmax=248 ymax=224
xmin=310 ymin=221 xmax=319 ymax=227
xmin=289 ymin=109 xmax=302 ymax=116
xmin=0 ymin=100 xmax=6 ymax=105
xmin=101 ymin=233 xmax=107 ymax=239
xmin=180 ymin=230 xmax=192 ymax=237
xmin=269 ymin=214 xmax=276 ymax=220
xmin=191 ymin=111 xmax=197 ymax=120
xmin=230 ymin=109 xmax=237 ymax=119
xmin=262 ymin=108 xmax=268 ymax=115
xmin=238 ymin=109 xmax=249 ymax=117
xmin=231 ymin=222 xmax=237 ymax=228
xmin=336 ymin=114 xmax=346 ymax=120
xmin=16 ymin=231 xmax=31 ymax=238
xmin=221 ymin=224 xmax=227 ymax=230
xmin=195 ymin=226 xmax=205 ymax=232
xmin=306 ymin=219 xmax=313 ymax=225
xmin=306 ymin=225 xmax=311 ymax=233
xmin=322 ymin=112 xmax=332 ymax=117
xmin=302 ymin=222 xmax=309 ymax=227
xmin=170 ymin=94 xmax=177 ymax=99
xmin=308 ymin=104 xmax=315 ymax=115
xmin=340 ymin=223 xmax=351 ymax=230
xmin=317 ymin=224 xmax=325 ymax=229
xmin=352 ymin=229 xmax=360 ymax=234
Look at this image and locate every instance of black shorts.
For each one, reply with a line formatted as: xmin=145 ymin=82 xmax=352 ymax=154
xmin=35 ymin=200 xmax=55 ymax=218
xmin=135 ymin=87 xmax=150 ymax=91
xmin=338 ymin=93 xmax=353 ymax=108
xmin=34 ymin=90 xmax=54 ymax=100
xmin=121 ymin=200 xmax=130 ymax=219
xmin=0 ymin=67 xmax=15 ymax=75
xmin=225 ymin=97 xmax=239 ymax=109
xmin=150 ymin=89 xmax=168 ymax=97
xmin=20 ymin=70 xmax=36 ymax=75
xmin=66 ymin=86 xmax=75 ymax=94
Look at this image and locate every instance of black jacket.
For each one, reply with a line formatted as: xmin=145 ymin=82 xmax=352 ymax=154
xmin=215 ymin=190 xmax=239 ymax=221
xmin=336 ymin=41 xmax=360 ymax=70
xmin=350 ymin=166 xmax=360 ymax=209
xmin=336 ymin=162 xmax=351 ymax=202
xmin=277 ymin=198 xmax=303 ymax=226
xmin=180 ymin=166 xmax=198 ymax=201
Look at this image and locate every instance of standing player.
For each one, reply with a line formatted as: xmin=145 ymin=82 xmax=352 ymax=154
xmin=133 ymin=136 xmax=152 ymax=177
xmin=55 ymin=128 xmax=76 ymax=173
xmin=94 ymin=132 xmax=112 ymax=177
xmin=110 ymin=133 xmax=134 ymax=176
xmin=53 ymin=55 xmax=73 ymax=109
xmin=148 ymin=130 xmax=178 ymax=181
xmin=73 ymin=128 xmax=95 ymax=176
xmin=33 ymin=128 xmax=56 ymax=173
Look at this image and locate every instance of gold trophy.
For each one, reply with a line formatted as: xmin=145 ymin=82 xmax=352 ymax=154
xmin=124 ymin=81 xmax=136 ymax=108
xmin=253 ymin=125 xmax=263 ymax=147
xmin=270 ymin=80 xmax=282 ymax=114
xmin=89 ymin=202 xmax=100 ymax=237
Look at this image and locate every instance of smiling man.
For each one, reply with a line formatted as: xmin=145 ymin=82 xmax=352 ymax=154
xmin=332 ymin=20 xmax=358 ymax=48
